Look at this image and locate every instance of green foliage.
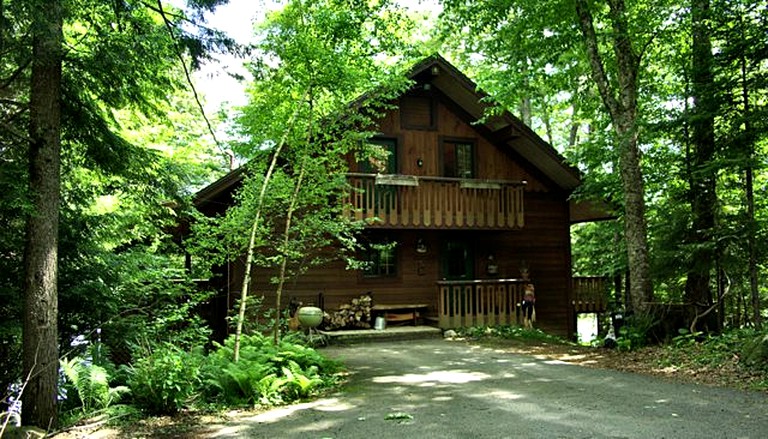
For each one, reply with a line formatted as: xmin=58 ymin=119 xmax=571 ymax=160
xmin=60 ymin=355 xmax=129 ymax=414
xmin=200 ymin=333 xmax=342 ymax=406
xmin=652 ymin=328 xmax=768 ymax=390
xmin=0 ymin=0 xmax=231 ymax=404
xmin=125 ymin=343 xmax=203 ymax=415
xmin=616 ymin=314 xmax=657 ymax=352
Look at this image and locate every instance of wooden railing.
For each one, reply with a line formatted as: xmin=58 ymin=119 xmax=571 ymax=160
xmin=572 ymin=276 xmax=609 ymax=312
xmin=345 ymin=174 xmax=525 ymax=229
xmin=437 ymin=279 xmax=527 ymax=328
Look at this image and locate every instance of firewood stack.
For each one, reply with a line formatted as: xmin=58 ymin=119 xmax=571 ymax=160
xmin=322 ymin=293 xmax=373 ymax=330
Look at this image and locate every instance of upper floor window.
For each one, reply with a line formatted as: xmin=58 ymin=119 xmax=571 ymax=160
xmin=360 ymin=137 xmax=397 ymax=174
xmin=443 ymin=139 xmax=475 ymax=178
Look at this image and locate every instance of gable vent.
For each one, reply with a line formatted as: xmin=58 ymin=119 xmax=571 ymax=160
xmin=400 ymin=95 xmax=435 ymax=130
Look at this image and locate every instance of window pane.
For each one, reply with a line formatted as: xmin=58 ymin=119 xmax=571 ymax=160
xmin=456 ymin=143 xmax=473 ymax=178
xmin=443 ymin=141 xmax=474 ymax=178
xmin=363 ymin=241 xmax=397 ymax=277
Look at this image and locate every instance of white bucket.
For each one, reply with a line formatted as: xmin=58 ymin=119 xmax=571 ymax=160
xmin=374 ymin=316 xmax=386 ymax=330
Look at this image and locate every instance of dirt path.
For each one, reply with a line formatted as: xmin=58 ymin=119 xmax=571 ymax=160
xmin=188 ymin=339 xmax=767 ymax=438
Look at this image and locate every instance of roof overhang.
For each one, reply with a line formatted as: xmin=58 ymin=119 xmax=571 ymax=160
xmin=409 ymin=55 xmax=582 ymax=192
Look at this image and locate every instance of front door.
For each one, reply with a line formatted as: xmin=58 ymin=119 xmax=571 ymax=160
xmin=441 ymin=240 xmax=474 ymax=280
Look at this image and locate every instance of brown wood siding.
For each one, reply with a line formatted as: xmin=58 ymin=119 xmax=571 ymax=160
xmin=239 ymin=191 xmax=573 ymax=337
xmin=356 ymin=91 xmax=549 ymax=193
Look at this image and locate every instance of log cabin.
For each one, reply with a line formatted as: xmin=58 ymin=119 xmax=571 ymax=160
xmin=193 ymin=55 xmax=610 ymax=339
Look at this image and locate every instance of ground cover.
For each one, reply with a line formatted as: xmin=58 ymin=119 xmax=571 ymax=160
xmin=48 ymin=329 xmax=768 ymax=438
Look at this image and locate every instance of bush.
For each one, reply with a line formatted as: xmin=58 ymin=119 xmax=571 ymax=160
xmin=616 ymin=313 xmax=657 ymax=351
xmin=200 ymin=333 xmax=342 ymax=406
xmin=125 ymin=343 xmax=202 ymax=415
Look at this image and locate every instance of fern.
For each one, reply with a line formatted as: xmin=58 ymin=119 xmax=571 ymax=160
xmin=60 ymin=357 xmax=128 ymax=413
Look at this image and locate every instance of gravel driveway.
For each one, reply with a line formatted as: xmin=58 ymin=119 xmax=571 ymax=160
xmin=202 ymin=339 xmax=768 ymax=438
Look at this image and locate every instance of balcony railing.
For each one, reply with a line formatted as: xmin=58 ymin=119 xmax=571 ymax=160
xmin=345 ymin=173 xmax=525 ymax=229
xmin=572 ymin=276 xmax=609 ymax=312
xmin=437 ymin=279 xmax=527 ymax=328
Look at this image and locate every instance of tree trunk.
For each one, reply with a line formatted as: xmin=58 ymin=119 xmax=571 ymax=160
xmin=22 ymin=0 xmax=63 ymax=429
xmin=685 ymin=0 xmax=717 ymax=332
xmin=738 ymin=11 xmax=761 ymax=330
xmin=232 ymin=91 xmax=307 ymax=361
xmin=273 ymin=162 xmax=306 ymax=345
xmin=575 ymin=0 xmax=653 ymax=313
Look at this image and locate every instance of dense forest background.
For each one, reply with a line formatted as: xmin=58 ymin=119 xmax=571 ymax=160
xmin=1 ymin=0 xmax=766 ymax=430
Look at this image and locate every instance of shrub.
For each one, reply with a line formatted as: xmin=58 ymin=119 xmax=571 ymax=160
xmin=200 ymin=333 xmax=342 ymax=406
xmin=125 ymin=343 xmax=202 ymax=415
xmin=616 ymin=313 xmax=657 ymax=351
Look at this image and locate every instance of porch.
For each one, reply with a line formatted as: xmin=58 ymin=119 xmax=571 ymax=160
xmin=435 ymin=277 xmax=609 ymax=329
xmin=345 ymin=173 xmax=525 ymax=229
xmin=437 ymin=279 xmax=527 ymax=328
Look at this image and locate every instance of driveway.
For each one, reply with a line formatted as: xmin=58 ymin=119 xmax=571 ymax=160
xmin=201 ymin=339 xmax=768 ymax=438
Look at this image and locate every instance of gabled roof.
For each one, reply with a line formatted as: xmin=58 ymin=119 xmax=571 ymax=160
xmin=195 ymin=54 xmax=583 ymax=208
xmin=410 ymin=55 xmax=581 ymax=191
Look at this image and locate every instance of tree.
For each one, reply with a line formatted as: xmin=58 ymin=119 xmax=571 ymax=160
xmin=1 ymin=0 xmax=234 ymax=428
xmin=191 ymin=0 xmax=413 ymax=358
xmin=684 ymin=0 xmax=717 ymax=330
xmin=22 ymin=0 xmax=63 ymax=428
xmin=572 ymin=0 xmax=655 ymax=313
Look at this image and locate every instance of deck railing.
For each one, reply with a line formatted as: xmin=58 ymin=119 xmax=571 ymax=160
xmin=437 ymin=279 xmax=527 ymax=328
xmin=345 ymin=173 xmax=525 ymax=229
xmin=572 ymin=276 xmax=609 ymax=312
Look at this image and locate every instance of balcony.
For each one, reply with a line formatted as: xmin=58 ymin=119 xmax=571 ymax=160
xmin=437 ymin=279 xmax=527 ymax=328
xmin=345 ymin=173 xmax=525 ymax=229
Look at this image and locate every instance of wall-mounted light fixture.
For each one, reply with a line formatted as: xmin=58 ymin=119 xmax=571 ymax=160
xmin=416 ymin=238 xmax=427 ymax=254
xmin=416 ymin=158 xmax=424 ymax=168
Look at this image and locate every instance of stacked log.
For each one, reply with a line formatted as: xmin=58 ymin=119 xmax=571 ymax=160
xmin=322 ymin=294 xmax=373 ymax=330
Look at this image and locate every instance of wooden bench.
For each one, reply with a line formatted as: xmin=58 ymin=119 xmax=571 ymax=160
xmin=371 ymin=304 xmax=429 ymax=326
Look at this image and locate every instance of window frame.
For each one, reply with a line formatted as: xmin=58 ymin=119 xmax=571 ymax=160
xmin=359 ymin=136 xmax=399 ymax=174
xmin=440 ymin=136 xmax=476 ymax=179
xmin=360 ymin=237 xmax=400 ymax=280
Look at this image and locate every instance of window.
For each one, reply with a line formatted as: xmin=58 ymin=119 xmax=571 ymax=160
xmin=443 ymin=140 xmax=475 ymax=178
xmin=360 ymin=137 xmax=397 ymax=174
xmin=362 ymin=240 xmax=398 ymax=278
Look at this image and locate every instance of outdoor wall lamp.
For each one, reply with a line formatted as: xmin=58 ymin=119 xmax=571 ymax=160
xmin=416 ymin=238 xmax=427 ymax=254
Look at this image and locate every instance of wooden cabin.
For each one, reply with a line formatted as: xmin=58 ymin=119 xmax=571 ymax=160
xmin=194 ymin=55 xmax=609 ymax=339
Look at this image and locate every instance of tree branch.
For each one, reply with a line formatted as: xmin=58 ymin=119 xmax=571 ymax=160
xmin=574 ymin=0 xmax=620 ymax=120
xmin=607 ymin=0 xmax=640 ymax=112
xmin=154 ymin=0 xmax=233 ymax=168
xmin=690 ymin=270 xmax=730 ymax=334
xmin=0 ymin=57 xmax=31 ymax=91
